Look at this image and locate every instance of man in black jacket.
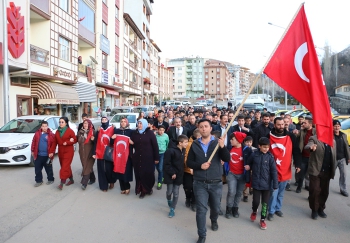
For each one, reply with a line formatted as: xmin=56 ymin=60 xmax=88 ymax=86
xmin=253 ymin=113 xmax=273 ymax=148
xmin=154 ymin=112 xmax=169 ymax=131
xmin=167 ymin=117 xmax=189 ymax=144
xmin=232 ymin=115 xmax=254 ymax=137
xmin=187 ymin=119 xmax=230 ymax=243
xmin=186 ymin=114 xmax=197 ymax=137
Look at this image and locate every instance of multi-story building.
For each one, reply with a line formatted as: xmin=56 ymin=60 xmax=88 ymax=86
xmin=150 ymin=39 xmax=160 ymax=104
xmin=121 ymin=13 xmax=144 ymax=106
xmin=159 ymin=63 xmax=173 ymax=101
xmin=238 ymin=67 xmax=252 ymax=95
xmin=124 ymin=0 xmax=154 ymax=105
xmin=167 ymin=58 xmax=186 ymax=99
xmin=204 ymin=59 xmax=231 ymax=100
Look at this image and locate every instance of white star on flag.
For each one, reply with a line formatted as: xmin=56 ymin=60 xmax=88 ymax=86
xmin=276 ymin=158 xmax=282 ymax=166
xmin=117 ymin=153 xmax=122 ymax=158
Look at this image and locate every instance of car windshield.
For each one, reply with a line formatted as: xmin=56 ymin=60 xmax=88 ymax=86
xmin=133 ymin=107 xmax=148 ymax=112
xmin=110 ymin=108 xmax=132 ymax=116
xmin=110 ymin=115 xmax=136 ymax=123
xmin=288 ymin=110 xmax=303 ymax=117
xmin=0 ymin=118 xmax=42 ymax=133
xmin=341 ymin=119 xmax=350 ymax=130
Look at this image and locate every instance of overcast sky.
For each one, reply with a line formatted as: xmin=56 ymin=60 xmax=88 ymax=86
xmin=151 ymin=0 xmax=350 ymax=73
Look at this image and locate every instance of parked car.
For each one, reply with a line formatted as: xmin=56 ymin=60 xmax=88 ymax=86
xmin=182 ymin=100 xmax=191 ymax=105
xmin=110 ymin=106 xmax=135 ymax=116
xmin=133 ymin=105 xmax=156 ymax=114
xmin=192 ymin=105 xmax=206 ymax=111
xmin=236 ymin=103 xmax=263 ymax=111
xmin=110 ymin=113 xmax=139 ymax=129
xmin=0 ymin=116 xmax=77 ymax=166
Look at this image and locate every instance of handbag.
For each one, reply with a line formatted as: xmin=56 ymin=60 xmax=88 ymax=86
xmin=103 ymin=146 xmax=114 ymax=162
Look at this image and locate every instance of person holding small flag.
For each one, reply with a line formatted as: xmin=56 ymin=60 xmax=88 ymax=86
xmin=77 ymin=119 xmax=95 ymax=190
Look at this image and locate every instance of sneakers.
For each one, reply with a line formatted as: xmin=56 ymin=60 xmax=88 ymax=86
xmin=58 ymin=183 xmax=63 ymax=190
xmin=317 ymin=209 xmax=327 ymax=218
xmin=81 ymin=184 xmax=87 ymax=190
xmin=157 ymin=182 xmax=162 ymax=190
xmin=232 ymin=207 xmax=239 ymax=218
xmin=275 ymin=211 xmax=283 ymax=217
xmin=168 ymin=208 xmax=175 ymax=218
xmin=211 ymin=221 xmax=218 ymax=231
xmin=260 ymin=220 xmax=267 ymax=230
xmin=267 ymin=213 xmax=274 ymax=221
xmin=311 ymin=210 xmax=318 ymax=220
xmin=243 ymin=196 xmax=248 ymax=202
xmin=34 ymin=182 xmax=43 ymax=187
xmin=66 ymin=180 xmax=74 ymax=186
xmin=341 ymin=191 xmax=349 ymax=197
xmin=285 ymin=183 xmax=291 ymax=191
xmin=250 ymin=212 xmax=257 ymax=222
xmin=296 ymin=187 xmax=301 ymax=193
xmin=46 ymin=181 xmax=54 ymax=185
xmin=185 ymin=198 xmax=191 ymax=208
xmin=225 ymin=206 xmax=232 ymax=219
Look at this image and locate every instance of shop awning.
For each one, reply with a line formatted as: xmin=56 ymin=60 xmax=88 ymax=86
xmin=74 ymin=81 xmax=97 ymax=102
xmin=105 ymin=89 xmax=119 ymax=96
xmin=31 ymin=80 xmax=80 ymax=104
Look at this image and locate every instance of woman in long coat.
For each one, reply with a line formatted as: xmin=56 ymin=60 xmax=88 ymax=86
xmin=111 ymin=117 xmax=134 ymax=194
xmin=131 ymin=119 xmax=159 ymax=198
xmin=51 ymin=117 xmax=77 ymax=190
xmin=77 ymin=119 xmax=95 ymax=190
xmin=93 ymin=116 xmax=116 ymax=192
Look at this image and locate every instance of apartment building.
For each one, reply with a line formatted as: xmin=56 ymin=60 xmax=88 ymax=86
xmin=124 ymin=0 xmax=154 ymax=105
xmin=150 ymin=39 xmax=160 ymax=104
xmin=204 ymin=59 xmax=231 ymax=100
xmin=238 ymin=66 xmax=252 ymax=95
xmin=159 ymin=63 xmax=173 ymax=101
xmin=167 ymin=58 xmax=186 ymax=99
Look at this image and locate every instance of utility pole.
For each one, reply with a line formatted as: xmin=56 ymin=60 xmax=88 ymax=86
xmin=2 ymin=1 xmax=10 ymax=124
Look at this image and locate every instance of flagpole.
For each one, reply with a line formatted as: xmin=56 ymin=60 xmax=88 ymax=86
xmin=207 ymin=2 xmax=306 ymax=163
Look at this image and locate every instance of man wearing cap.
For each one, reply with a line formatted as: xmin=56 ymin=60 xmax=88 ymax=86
xmin=333 ymin=120 xmax=350 ymax=197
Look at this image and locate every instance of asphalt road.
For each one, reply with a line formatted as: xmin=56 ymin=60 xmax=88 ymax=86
xmin=0 ymin=150 xmax=349 ymax=243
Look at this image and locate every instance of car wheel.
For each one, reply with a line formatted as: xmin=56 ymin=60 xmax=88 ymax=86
xmin=28 ymin=155 xmax=35 ymax=167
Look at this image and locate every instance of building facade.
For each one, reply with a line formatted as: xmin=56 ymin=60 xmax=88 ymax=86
xmin=204 ymin=59 xmax=231 ymax=100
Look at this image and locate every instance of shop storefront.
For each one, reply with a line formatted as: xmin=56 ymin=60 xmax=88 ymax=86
xmin=31 ymin=80 xmax=80 ymax=122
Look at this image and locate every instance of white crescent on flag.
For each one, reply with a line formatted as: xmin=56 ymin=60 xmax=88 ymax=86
xmin=271 ymin=143 xmax=286 ymax=156
xmin=100 ymin=134 xmax=110 ymax=147
xmin=116 ymin=140 xmax=127 ymax=151
xmin=294 ymin=42 xmax=310 ymax=83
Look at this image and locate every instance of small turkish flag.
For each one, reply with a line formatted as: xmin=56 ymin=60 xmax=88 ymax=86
xmin=264 ymin=4 xmax=333 ymax=146
xmin=269 ymin=133 xmax=293 ymax=182
xmin=113 ymin=135 xmax=130 ymax=173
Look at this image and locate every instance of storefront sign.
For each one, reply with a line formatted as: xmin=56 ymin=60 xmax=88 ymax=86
xmin=101 ymin=70 xmax=108 ymax=84
xmin=38 ymin=99 xmax=80 ymax=105
xmin=100 ymin=35 xmax=110 ymax=54
xmin=7 ymin=2 xmax=25 ymax=58
xmin=53 ymin=66 xmax=72 ymax=79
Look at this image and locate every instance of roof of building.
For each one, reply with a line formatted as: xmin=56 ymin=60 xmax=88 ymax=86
xmin=123 ymin=13 xmax=145 ymax=40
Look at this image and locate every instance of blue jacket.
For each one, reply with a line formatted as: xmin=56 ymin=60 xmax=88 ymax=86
xmin=246 ymin=150 xmax=278 ymax=190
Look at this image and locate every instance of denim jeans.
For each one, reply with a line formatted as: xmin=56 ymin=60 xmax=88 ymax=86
xmin=35 ymin=155 xmax=54 ymax=183
xmin=193 ymin=180 xmax=223 ymax=237
xmin=268 ymin=180 xmax=287 ymax=214
xmin=166 ymin=183 xmax=180 ymax=209
xmin=155 ymin=153 xmax=164 ymax=183
xmin=226 ymin=172 xmax=245 ymax=207
xmin=336 ymin=158 xmax=347 ymax=193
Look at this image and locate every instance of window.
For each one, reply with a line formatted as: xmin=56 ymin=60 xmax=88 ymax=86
xmin=178 ymin=80 xmax=182 ymax=83
xmin=78 ymin=0 xmax=94 ymax=32
xmin=11 ymin=77 xmax=30 ymax=87
xmin=59 ymin=36 xmax=70 ymax=61
xmin=217 ymin=68 xmax=220 ymax=72
xmin=115 ymin=62 xmax=119 ymax=75
xmin=124 ymin=45 xmax=128 ymax=57
xmin=124 ymin=23 xmax=128 ymax=35
xmin=143 ymin=23 xmax=146 ymax=32
xmin=102 ymin=54 xmax=107 ymax=69
xmin=178 ymin=67 xmax=182 ymax=70
xmin=205 ymin=81 xmax=208 ymax=85
xmin=206 ymin=88 xmax=208 ymax=91
xmin=143 ymin=59 xmax=145 ymax=68
xmin=115 ymin=6 xmax=119 ymax=19
xmin=124 ymin=68 xmax=128 ymax=80
xmin=59 ymin=0 xmax=69 ymax=12
xmin=178 ymin=86 xmax=182 ymax=89
xmin=46 ymin=118 xmax=57 ymax=130
xmin=137 ymin=39 xmax=141 ymax=50
xmin=217 ymin=88 xmax=220 ymax=91
xmin=217 ymin=74 xmax=220 ymax=78
xmin=199 ymin=84 xmax=202 ymax=87
xmin=115 ymin=34 xmax=119 ymax=47
xmin=178 ymin=73 xmax=182 ymax=77
xmin=205 ymin=68 xmax=208 ymax=72
xmin=102 ymin=21 xmax=107 ymax=37
xmin=205 ymin=75 xmax=208 ymax=78
xmin=193 ymin=84 xmax=197 ymax=87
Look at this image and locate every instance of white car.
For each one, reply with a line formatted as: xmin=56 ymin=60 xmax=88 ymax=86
xmin=182 ymin=100 xmax=191 ymax=105
xmin=110 ymin=113 xmax=139 ymax=130
xmin=0 ymin=115 xmax=77 ymax=166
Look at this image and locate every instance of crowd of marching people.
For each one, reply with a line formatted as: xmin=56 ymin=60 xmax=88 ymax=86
xmin=31 ymin=104 xmax=349 ymax=243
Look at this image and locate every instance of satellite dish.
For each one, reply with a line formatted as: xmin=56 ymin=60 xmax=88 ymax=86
xmin=90 ymin=56 xmax=98 ymax=64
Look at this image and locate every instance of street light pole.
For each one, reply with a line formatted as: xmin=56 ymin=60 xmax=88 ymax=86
xmin=2 ymin=1 xmax=10 ymax=124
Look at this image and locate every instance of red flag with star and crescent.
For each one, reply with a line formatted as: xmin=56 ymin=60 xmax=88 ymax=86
xmin=269 ymin=133 xmax=292 ymax=182
xmin=113 ymin=135 xmax=130 ymax=173
xmin=264 ymin=4 xmax=333 ymax=146
xmin=95 ymin=126 xmax=114 ymax=159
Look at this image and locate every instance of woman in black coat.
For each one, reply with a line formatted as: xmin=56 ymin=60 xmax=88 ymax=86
xmin=131 ymin=119 xmax=159 ymax=198
xmin=111 ymin=117 xmax=134 ymax=194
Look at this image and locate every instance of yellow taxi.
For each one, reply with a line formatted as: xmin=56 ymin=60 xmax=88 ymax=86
xmin=340 ymin=118 xmax=350 ymax=145
xmin=333 ymin=115 xmax=350 ymax=122
xmin=274 ymin=110 xmax=288 ymax=116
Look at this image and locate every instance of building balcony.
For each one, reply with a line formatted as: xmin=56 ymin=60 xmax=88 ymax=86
xmin=186 ymin=74 xmax=192 ymax=78
xmin=30 ymin=44 xmax=49 ymax=66
xmin=129 ymin=61 xmax=135 ymax=69
xmin=78 ymin=23 xmax=96 ymax=47
xmin=129 ymin=39 xmax=138 ymax=51
xmin=30 ymin=0 xmax=50 ymax=19
xmin=186 ymin=62 xmax=192 ymax=66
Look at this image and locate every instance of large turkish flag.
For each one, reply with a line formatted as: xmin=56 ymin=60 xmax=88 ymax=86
xmin=264 ymin=5 xmax=333 ymax=146
xmin=95 ymin=126 xmax=114 ymax=159
xmin=113 ymin=135 xmax=130 ymax=173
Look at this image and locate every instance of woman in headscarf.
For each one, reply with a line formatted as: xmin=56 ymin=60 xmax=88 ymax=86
xmin=51 ymin=117 xmax=77 ymax=190
xmin=93 ymin=116 xmax=116 ymax=192
xmin=131 ymin=118 xmax=159 ymax=198
xmin=111 ymin=117 xmax=134 ymax=194
xmin=77 ymin=119 xmax=95 ymax=190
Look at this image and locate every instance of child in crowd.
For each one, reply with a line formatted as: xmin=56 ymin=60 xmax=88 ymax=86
xmin=163 ymin=135 xmax=189 ymax=218
xmin=242 ymin=136 xmax=257 ymax=202
xmin=155 ymin=125 xmax=169 ymax=190
xmin=225 ymin=132 xmax=252 ymax=219
xmin=245 ymin=137 xmax=278 ymax=230
xmin=183 ymin=129 xmax=201 ymax=211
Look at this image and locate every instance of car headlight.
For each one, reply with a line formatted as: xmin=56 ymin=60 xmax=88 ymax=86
xmin=8 ymin=143 xmax=29 ymax=150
